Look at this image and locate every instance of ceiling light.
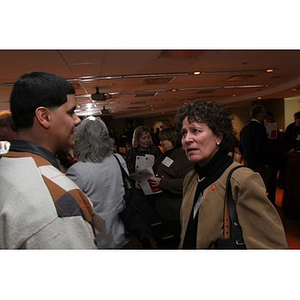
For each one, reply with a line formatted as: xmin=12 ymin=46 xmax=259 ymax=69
xmin=75 ymin=102 xmax=101 ymax=117
xmin=224 ymin=84 xmax=265 ymax=89
xmin=193 ymin=71 xmax=201 ymax=75
xmin=266 ymin=69 xmax=274 ymax=73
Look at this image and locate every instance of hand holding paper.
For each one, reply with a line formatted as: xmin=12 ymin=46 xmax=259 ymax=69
xmin=131 ymin=155 xmax=162 ymax=195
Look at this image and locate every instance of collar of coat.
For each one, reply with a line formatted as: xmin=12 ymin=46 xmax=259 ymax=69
xmin=194 ymin=150 xmax=233 ymax=192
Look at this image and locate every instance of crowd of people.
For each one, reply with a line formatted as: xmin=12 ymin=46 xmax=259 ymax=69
xmin=0 ymin=70 xmax=298 ymax=249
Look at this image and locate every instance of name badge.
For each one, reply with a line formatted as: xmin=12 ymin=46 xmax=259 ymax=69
xmin=162 ymin=156 xmax=174 ymax=167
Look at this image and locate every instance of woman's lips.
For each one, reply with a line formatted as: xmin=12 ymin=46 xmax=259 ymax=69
xmin=186 ymin=147 xmax=198 ymax=154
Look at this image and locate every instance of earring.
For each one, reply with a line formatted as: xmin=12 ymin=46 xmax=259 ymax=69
xmin=216 ymin=141 xmax=220 ymax=145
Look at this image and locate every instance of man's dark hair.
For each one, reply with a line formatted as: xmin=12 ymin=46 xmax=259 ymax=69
xmin=10 ymin=71 xmax=75 ymax=129
xmin=250 ymin=104 xmax=265 ymax=118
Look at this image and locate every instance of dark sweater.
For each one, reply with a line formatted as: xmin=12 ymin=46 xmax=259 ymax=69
xmin=125 ymin=144 xmax=162 ymax=175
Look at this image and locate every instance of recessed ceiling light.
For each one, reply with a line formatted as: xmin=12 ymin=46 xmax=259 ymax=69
xmin=193 ymin=71 xmax=201 ymax=75
xmin=266 ymin=69 xmax=274 ymax=73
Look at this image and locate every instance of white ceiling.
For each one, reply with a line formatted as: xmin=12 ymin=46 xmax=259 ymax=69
xmin=1 ymin=49 xmax=300 ymax=119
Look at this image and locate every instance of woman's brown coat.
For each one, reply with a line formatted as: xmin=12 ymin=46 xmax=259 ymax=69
xmin=179 ymin=162 xmax=288 ymax=249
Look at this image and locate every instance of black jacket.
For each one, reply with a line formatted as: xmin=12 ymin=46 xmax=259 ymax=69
xmin=240 ymin=120 xmax=268 ymax=169
xmin=152 ymin=147 xmax=193 ymax=221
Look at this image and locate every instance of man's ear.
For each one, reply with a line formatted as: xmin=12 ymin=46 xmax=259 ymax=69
xmin=35 ymin=107 xmax=51 ymax=129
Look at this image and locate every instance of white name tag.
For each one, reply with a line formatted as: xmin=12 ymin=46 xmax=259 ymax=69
xmin=162 ymin=156 xmax=174 ymax=167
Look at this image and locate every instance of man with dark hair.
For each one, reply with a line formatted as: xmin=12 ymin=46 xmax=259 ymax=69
xmin=0 ymin=110 xmax=17 ymax=142
xmin=239 ymin=104 xmax=272 ymax=203
xmin=240 ymin=104 xmax=268 ymax=169
xmin=0 ymin=72 xmax=97 ymax=249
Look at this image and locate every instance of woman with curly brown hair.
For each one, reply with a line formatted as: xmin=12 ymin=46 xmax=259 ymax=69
xmin=175 ymin=100 xmax=288 ymax=249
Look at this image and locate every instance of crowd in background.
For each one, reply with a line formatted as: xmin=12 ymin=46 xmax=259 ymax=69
xmin=0 ymin=71 xmax=299 ymax=249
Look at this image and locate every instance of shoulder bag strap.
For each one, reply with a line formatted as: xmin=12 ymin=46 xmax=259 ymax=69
xmin=224 ymin=165 xmax=247 ymax=247
xmin=113 ymin=154 xmax=134 ymax=190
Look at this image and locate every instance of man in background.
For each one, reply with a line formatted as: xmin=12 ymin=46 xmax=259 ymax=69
xmin=240 ymin=104 xmax=272 ymax=202
xmin=278 ymin=111 xmax=300 ymax=188
xmin=0 ymin=110 xmax=17 ymax=141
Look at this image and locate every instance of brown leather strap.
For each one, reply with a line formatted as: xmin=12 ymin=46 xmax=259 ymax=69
xmin=224 ymin=193 xmax=230 ymax=238
xmin=223 ymin=165 xmax=247 ymax=239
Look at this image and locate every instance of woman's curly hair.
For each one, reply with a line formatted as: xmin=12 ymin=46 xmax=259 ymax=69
xmin=174 ymin=100 xmax=236 ymax=153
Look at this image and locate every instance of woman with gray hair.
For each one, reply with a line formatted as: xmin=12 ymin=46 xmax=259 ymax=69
xmin=66 ymin=117 xmax=128 ymax=249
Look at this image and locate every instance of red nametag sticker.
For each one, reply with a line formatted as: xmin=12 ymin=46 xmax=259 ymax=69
xmin=211 ymin=184 xmax=216 ymax=191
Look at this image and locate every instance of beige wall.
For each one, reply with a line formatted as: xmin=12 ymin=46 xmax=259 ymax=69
xmin=228 ymin=99 xmax=285 ymax=139
xmin=228 ymin=104 xmax=252 ymax=139
xmin=256 ymin=98 xmax=285 ymax=130
xmin=284 ymin=96 xmax=300 ymax=129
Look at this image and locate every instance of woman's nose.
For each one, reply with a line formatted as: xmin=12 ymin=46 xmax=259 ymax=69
xmin=183 ymin=132 xmax=192 ymax=143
